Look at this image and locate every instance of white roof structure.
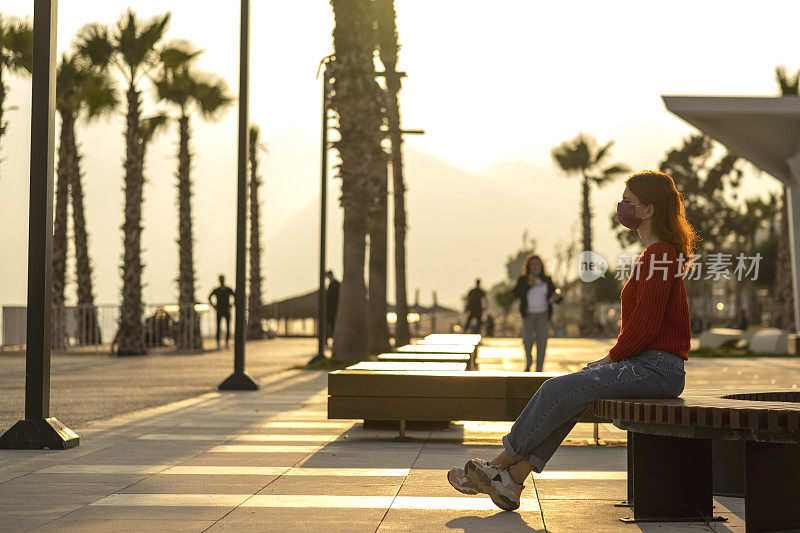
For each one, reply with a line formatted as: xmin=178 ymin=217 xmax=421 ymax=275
xmin=663 ymin=96 xmax=800 ymax=185
xmin=663 ymin=95 xmax=800 ymax=333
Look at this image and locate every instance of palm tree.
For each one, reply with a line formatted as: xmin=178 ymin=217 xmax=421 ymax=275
xmin=54 ymin=53 xmax=117 ymax=346
xmin=246 ymin=124 xmax=266 ymax=340
xmin=329 ymin=0 xmax=386 ymax=361
xmin=374 ymin=0 xmax=409 ymax=347
xmin=364 ymin=2 xmax=391 ymax=355
xmin=551 ymin=133 xmax=629 ymax=336
xmin=774 ymin=65 xmax=797 ymax=331
xmin=154 ymin=41 xmax=233 ymax=351
xmin=0 ymin=14 xmax=32 ymax=178
xmin=76 ymin=10 xmax=170 ymax=355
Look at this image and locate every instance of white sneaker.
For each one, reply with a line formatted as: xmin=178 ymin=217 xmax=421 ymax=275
xmin=465 ymin=459 xmax=524 ymax=511
xmin=446 ymin=458 xmax=487 ymax=495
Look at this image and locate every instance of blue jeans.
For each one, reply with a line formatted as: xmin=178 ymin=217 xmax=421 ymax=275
xmin=502 ymin=349 xmax=686 ymax=473
xmin=522 ymin=311 xmax=549 ymax=372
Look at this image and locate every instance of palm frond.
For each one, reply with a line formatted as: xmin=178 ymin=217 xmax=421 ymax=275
xmin=74 ymin=23 xmax=114 ymax=71
xmin=191 ymin=71 xmax=233 ymax=121
xmin=158 ymin=38 xmax=201 ymax=72
xmin=592 ymin=140 xmax=614 ymax=166
xmin=153 ymin=69 xmax=192 ymax=110
xmin=141 ymin=113 xmax=169 ymax=144
xmin=249 ymin=124 xmax=267 ymax=153
xmin=113 ymin=9 xmax=170 ymax=78
xmin=82 ymin=68 xmax=119 ymax=121
xmin=2 ymin=15 xmax=33 ymax=74
xmin=601 ymin=163 xmax=630 ymax=178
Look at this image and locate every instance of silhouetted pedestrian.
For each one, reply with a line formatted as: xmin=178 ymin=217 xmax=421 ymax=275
xmin=464 ymin=279 xmax=487 ymax=334
xmin=326 ymin=271 xmax=340 ymax=344
xmin=736 ymin=308 xmax=748 ymax=330
xmin=209 ymin=274 xmax=235 ymax=349
xmin=485 ymin=313 xmax=496 ymax=337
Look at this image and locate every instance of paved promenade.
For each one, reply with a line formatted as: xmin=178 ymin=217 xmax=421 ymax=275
xmin=2 ymin=338 xmax=799 ymax=531
xmin=0 ymin=338 xmax=318 ymax=431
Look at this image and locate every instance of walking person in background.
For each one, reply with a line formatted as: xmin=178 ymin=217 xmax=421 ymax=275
xmin=209 ymin=274 xmax=235 ymax=349
xmin=514 ymin=255 xmax=562 ymax=372
xmin=464 ymin=278 xmax=487 ymax=334
xmin=325 ymin=271 xmax=340 ymax=346
xmin=485 ymin=314 xmax=496 ymax=337
xmin=447 ymin=170 xmax=692 ymax=511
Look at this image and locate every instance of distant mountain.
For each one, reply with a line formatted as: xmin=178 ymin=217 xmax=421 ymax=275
xmin=262 ymin=147 xmax=625 ymax=308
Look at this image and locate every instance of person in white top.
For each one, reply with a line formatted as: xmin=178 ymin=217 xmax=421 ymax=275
xmin=513 ymin=254 xmax=562 ymax=371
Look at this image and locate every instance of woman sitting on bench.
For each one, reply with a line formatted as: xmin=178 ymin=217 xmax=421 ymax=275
xmin=448 ymin=170 xmax=693 ymax=511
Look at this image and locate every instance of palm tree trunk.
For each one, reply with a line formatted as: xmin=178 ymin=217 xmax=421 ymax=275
xmin=0 ymin=70 xmax=6 ymax=169
xmin=117 ymin=85 xmax=146 ymax=355
xmin=367 ymin=165 xmax=391 ymax=354
xmin=330 ymin=0 xmax=383 ymax=361
xmin=580 ymin=176 xmax=597 ymax=336
xmin=52 ymin=108 xmax=72 ymax=350
xmin=246 ymin=129 xmax=264 ymax=340
xmin=70 ymin=124 xmax=101 ymax=345
xmin=776 ymin=187 xmax=795 ymax=330
xmin=375 ymin=0 xmax=409 ymax=346
xmin=175 ymin=113 xmax=201 ymax=351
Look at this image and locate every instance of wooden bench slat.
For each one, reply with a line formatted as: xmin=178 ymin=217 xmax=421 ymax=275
xmin=329 ymin=370 xmax=561 ymax=398
xmin=328 ymin=396 xmax=604 ymax=423
xmin=344 ymin=362 xmax=468 ymax=372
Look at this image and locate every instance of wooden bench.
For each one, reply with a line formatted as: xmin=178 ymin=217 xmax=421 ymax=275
xmin=328 ymin=370 xmax=607 ymax=437
xmin=420 ymin=333 xmax=482 ymax=345
xmin=594 ymin=391 xmax=800 ymax=531
xmin=344 ymin=361 xmax=468 ymax=372
xmin=377 ymin=352 xmax=472 ymax=366
xmin=395 ymin=343 xmax=478 ymax=369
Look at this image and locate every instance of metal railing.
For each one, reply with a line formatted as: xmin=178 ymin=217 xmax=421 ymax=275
xmin=1 ymin=303 xmax=218 ymax=354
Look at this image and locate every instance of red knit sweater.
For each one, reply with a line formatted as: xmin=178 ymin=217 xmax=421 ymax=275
xmin=608 ymin=241 xmax=690 ymax=362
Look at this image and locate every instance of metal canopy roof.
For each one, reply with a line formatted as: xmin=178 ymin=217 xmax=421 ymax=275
xmin=662 ymin=95 xmax=800 ymax=186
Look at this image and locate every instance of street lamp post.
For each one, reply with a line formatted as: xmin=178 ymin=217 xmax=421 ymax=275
xmin=313 ymin=61 xmax=332 ymax=364
xmin=0 ymin=0 xmax=79 ymax=450
xmin=219 ymin=0 xmax=258 ymax=390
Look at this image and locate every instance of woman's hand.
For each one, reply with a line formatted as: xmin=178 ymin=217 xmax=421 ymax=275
xmin=582 ymin=354 xmax=613 ymax=370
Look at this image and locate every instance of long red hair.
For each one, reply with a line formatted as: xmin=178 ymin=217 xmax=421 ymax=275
xmin=625 ymin=170 xmax=698 ymax=266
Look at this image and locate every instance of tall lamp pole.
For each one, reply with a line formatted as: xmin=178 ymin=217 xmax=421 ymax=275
xmin=313 ymin=61 xmax=332 ymax=363
xmin=219 ymin=0 xmax=258 ymax=390
xmin=0 ymin=0 xmax=79 ymax=450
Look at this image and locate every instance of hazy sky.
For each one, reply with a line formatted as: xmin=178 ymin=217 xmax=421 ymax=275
xmin=0 ymin=0 xmax=787 ymax=310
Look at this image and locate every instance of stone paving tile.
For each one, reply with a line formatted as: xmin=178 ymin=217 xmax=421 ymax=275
xmin=255 ymin=475 xmax=403 ymax=496
xmin=537 ymin=498 xmax=702 ymax=532
xmin=172 ymin=453 xmax=310 ymax=467
xmin=207 ymin=507 xmax=387 ymax=532
xmin=118 ymin=473 xmax=279 ymax=494
xmin=533 ymin=478 xmax=627 ymax=500
xmin=0 ymin=478 xmax=126 ymax=495
xmin=390 ymin=467 xmax=456 ymax=497
xmin=542 ymin=445 xmax=627 ymax=471
xmin=0 ymin=505 xmax=89 ymax=533
xmin=35 ymin=518 xmax=217 ymax=533
xmin=377 ymin=509 xmax=545 ymax=532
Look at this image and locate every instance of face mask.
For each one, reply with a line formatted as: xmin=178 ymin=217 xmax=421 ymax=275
xmin=616 ymin=202 xmax=645 ymax=230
